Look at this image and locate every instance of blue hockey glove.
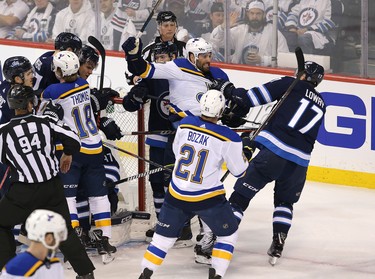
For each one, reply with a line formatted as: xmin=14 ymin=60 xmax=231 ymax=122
xmin=43 ymin=100 xmax=64 ymax=120
xmin=99 ymin=117 xmax=122 ymax=140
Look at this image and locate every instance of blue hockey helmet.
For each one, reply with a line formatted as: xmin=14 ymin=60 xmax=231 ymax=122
xmin=3 ymin=56 xmax=33 ymax=83
xmin=54 ymin=32 xmax=82 ymax=56
xmin=304 ymin=61 xmax=324 ymax=87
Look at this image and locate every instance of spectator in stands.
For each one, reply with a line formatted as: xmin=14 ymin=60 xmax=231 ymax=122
xmin=210 ymin=0 xmax=289 ymax=66
xmin=283 ymin=0 xmax=344 ymax=55
xmin=185 ymin=0 xmax=211 ymax=28
xmin=0 ymin=0 xmax=29 ymax=38
xmin=101 ymin=0 xmax=136 ymax=51
xmin=112 ymin=0 xmax=153 ymax=39
xmin=12 ymin=0 xmax=57 ymax=42
xmin=191 ymin=2 xmax=224 ymax=41
xmin=263 ymin=0 xmax=298 ymax=28
xmin=52 ymin=0 xmax=95 ymax=44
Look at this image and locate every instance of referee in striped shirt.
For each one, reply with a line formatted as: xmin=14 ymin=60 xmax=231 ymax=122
xmin=0 ymin=85 xmax=96 ymax=278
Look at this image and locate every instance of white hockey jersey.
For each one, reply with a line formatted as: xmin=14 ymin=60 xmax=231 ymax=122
xmin=0 ymin=0 xmax=29 ymax=38
xmin=115 ymin=0 xmax=154 ymax=32
xmin=210 ymin=23 xmax=289 ymax=65
xmin=41 ymin=77 xmax=102 ymax=155
xmin=138 ymin=58 xmax=229 ymax=118
xmin=102 ymin=8 xmax=137 ymax=51
xmin=170 ymin=116 xmax=248 ymax=204
xmin=0 ymin=252 xmax=63 ymax=279
xmin=52 ymin=0 xmax=95 ymax=44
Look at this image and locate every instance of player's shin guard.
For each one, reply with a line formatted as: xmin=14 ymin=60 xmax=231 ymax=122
xmin=211 ymin=230 xmax=238 ymax=278
xmin=142 ymin=233 xmax=177 ymax=273
xmin=66 ymin=197 xmax=80 ymax=228
xmin=89 ymin=196 xmax=111 ymax=238
xmin=272 ymin=203 xmax=293 ymax=234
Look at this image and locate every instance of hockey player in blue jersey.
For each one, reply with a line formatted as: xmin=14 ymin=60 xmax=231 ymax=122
xmin=0 ymin=210 xmax=67 ymax=279
xmin=138 ymin=89 xmax=249 ymax=279
xmin=40 ymin=51 xmax=117 ymax=262
xmin=123 ymin=41 xmax=176 ymax=241
xmin=33 ymin=32 xmax=82 ymax=92
xmin=212 ymin=61 xmax=326 ymax=266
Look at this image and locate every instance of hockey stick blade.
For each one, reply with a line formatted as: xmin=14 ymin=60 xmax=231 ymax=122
xmin=103 ymin=141 xmax=172 ymax=173
xmin=220 ymin=47 xmax=305 ymax=182
xmin=136 ymin=0 xmax=163 ymax=38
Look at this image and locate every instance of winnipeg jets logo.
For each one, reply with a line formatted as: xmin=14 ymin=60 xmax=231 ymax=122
xmin=299 ymin=8 xmax=318 ymax=27
xmin=156 ymin=91 xmax=170 ymax=120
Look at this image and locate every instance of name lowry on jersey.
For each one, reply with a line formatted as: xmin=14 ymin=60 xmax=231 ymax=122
xmin=304 ymin=89 xmax=324 ymax=108
xmin=187 ymin=131 xmax=209 ymax=146
xmin=71 ymin=91 xmax=90 ymax=105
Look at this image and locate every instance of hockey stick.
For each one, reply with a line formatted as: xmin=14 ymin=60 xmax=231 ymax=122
xmin=88 ymin=36 xmax=106 ymax=92
xmin=107 ymin=165 xmax=173 ymax=187
xmin=136 ymin=0 xmax=163 ymax=38
xmin=0 ymin=166 xmax=9 ymax=190
xmin=103 ymin=141 xmax=172 ymax=173
xmin=120 ymin=127 xmax=258 ymax=136
xmin=220 ymin=47 xmax=305 ymax=182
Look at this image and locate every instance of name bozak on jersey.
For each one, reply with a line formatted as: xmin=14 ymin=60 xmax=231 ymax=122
xmin=170 ymin=116 xmax=248 ymax=203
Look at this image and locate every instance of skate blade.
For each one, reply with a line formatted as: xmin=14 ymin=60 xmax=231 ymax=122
xmin=194 ymin=254 xmax=212 ymax=265
xmin=268 ymin=256 xmax=278 ymax=266
xmin=102 ymin=253 xmax=115 ymax=265
xmin=64 ymin=261 xmax=73 ymax=270
xmin=172 ymin=239 xmax=194 ymax=249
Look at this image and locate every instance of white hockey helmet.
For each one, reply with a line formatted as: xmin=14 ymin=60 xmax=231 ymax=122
xmin=26 ymin=209 xmax=67 ymax=250
xmin=186 ymin=37 xmax=213 ymax=60
xmin=200 ymin=89 xmax=226 ymax=118
xmin=52 ymin=50 xmax=80 ymax=77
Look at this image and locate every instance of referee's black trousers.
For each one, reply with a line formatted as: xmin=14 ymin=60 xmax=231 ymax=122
xmin=0 ymin=176 xmax=95 ymax=275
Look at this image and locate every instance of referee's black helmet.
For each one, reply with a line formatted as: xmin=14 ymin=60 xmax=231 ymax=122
xmin=7 ymin=84 xmax=37 ymax=110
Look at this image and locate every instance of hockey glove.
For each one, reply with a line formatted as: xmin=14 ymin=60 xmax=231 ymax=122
xmin=43 ymin=100 xmax=64 ymax=120
xmin=90 ymin=88 xmax=120 ymax=112
xmin=99 ymin=117 xmax=122 ymax=140
xmin=210 ymin=79 xmax=235 ymax=99
xmin=122 ymin=37 xmax=143 ymax=57
xmin=241 ymin=132 xmax=256 ymax=161
xmin=220 ymin=113 xmax=247 ymax=128
xmin=130 ymin=83 xmax=149 ymax=103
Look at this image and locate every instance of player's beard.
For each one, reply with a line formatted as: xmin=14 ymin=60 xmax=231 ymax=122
xmin=197 ymin=61 xmax=211 ymax=73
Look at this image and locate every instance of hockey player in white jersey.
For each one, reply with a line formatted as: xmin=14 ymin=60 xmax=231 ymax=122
xmin=122 ymin=36 xmax=235 ymax=125
xmin=138 ymin=89 xmax=249 ymax=279
xmin=40 ymin=51 xmax=116 ymax=262
xmin=0 ymin=210 xmax=67 ymax=279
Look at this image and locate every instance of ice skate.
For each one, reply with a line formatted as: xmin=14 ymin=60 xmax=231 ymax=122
xmin=194 ymin=231 xmax=216 ymax=265
xmin=76 ymin=272 xmax=95 ymax=279
xmin=92 ymin=229 xmax=116 ymax=264
xmin=74 ymin=226 xmax=95 ymax=249
xmin=173 ymin=225 xmax=193 ymax=248
xmin=208 ymin=267 xmax=221 ymax=279
xmin=267 ymin=232 xmax=287 ymax=266
xmin=138 ymin=268 xmax=153 ymax=279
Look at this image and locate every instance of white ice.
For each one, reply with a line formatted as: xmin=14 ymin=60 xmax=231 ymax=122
xmin=64 ymin=176 xmax=375 ymax=279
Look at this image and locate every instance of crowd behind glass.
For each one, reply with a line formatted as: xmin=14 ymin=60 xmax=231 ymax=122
xmin=1 ymin=0 xmax=374 ymax=77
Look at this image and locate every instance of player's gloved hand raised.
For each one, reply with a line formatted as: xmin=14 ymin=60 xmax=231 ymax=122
xmin=99 ymin=117 xmax=122 ymax=140
xmin=210 ymin=79 xmax=235 ymax=99
xmin=43 ymin=100 xmax=64 ymax=120
xmin=122 ymin=37 xmax=143 ymax=57
xmin=241 ymin=132 xmax=256 ymax=161
xmin=90 ymin=88 xmax=120 ymax=112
